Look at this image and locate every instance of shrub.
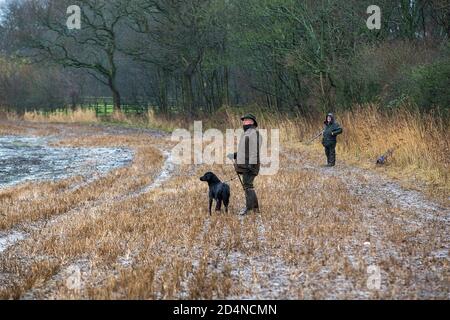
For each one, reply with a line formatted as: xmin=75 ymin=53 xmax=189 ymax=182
xmin=404 ymin=58 xmax=450 ymax=113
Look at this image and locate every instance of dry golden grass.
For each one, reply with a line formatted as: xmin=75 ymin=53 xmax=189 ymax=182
xmin=0 ymin=110 xmax=21 ymax=121
xmin=336 ymin=106 xmax=448 ymax=197
xmin=146 ymin=109 xmax=188 ymax=132
xmin=0 ymin=116 xmax=447 ymax=300
xmin=24 ymin=108 xmax=98 ymax=123
xmin=0 ymin=119 xmax=59 ymax=136
xmin=220 ymin=105 xmax=449 ymax=202
xmin=3 ymin=149 xmax=446 ymax=299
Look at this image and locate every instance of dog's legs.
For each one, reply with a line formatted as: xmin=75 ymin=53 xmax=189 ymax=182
xmin=223 ymin=198 xmax=229 ymax=214
xmin=215 ymin=199 xmax=222 ymax=212
xmin=209 ymin=198 xmax=213 ymax=216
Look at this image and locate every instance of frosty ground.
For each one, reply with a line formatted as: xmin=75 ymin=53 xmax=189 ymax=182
xmin=0 ymin=120 xmax=448 ymax=299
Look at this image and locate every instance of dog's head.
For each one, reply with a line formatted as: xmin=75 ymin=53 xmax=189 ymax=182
xmin=200 ymin=172 xmax=221 ymax=184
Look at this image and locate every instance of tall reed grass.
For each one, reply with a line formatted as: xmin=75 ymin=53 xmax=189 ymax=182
xmin=24 ymin=108 xmax=98 ymax=123
xmin=222 ymin=105 xmax=449 ymax=197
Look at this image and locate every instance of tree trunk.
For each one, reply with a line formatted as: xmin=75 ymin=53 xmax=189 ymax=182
xmin=182 ymin=73 xmax=194 ymax=115
xmin=109 ymin=77 xmax=121 ymax=112
xmin=224 ymin=66 xmax=230 ymax=107
xmin=158 ymin=68 xmax=169 ymax=114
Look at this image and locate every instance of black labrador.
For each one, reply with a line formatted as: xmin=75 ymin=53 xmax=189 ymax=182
xmin=199 ymin=172 xmax=230 ymax=215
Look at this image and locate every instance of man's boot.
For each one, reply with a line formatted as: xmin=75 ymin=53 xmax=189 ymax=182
xmin=239 ymin=189 xmax=252 ymax=216
xmin=248 ymin=188 xmax=260 ymax=213
xmin=238 ymin=189 xmax=251 ymax=215
xmin=238 ymin=207 xmax=248 ymax=215
xmin=329 ymin=144 xmax=336 ymax=166
xmin=239 ymin=189 xmax=259 ymax=215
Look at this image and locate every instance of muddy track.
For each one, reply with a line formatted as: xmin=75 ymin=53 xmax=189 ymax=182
xmin=285 ymin=152 xmax=449 ymax=224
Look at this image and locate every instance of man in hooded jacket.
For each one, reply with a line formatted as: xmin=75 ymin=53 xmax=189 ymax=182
xmin=322 ymin=113 xmax=343 ymax=167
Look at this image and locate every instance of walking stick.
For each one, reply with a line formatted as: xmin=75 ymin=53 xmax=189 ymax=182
xmin=227 ymin=154 xmax=246 ymax=190
xmin=305 ymin=130 xmax=323 ymax=145
xmin=233 ymin=159 xmax=245 ymax=190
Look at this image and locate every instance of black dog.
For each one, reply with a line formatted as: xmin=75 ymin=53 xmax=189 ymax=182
xmin=199 ymin=172 xmax=230 ymax=215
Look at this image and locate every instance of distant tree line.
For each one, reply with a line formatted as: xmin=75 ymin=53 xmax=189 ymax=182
xmin=0 ymin=0 xmax=449 ymax=116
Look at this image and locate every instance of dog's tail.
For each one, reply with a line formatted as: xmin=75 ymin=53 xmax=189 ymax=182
xmin=222 ymin=183 xmax=230 ymax=207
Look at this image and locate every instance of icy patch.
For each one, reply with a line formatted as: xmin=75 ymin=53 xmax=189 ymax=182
xmin=0 ymin=231 xmax=25 ymax=253
xmin=0 ymin=136 xmax=133 ymax=189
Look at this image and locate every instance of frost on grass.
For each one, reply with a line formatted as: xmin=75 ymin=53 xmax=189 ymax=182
xmin=0 ymin=136 xmax=133 ymax=189
xmin=0 ymin=231 xmax=25 ymax=254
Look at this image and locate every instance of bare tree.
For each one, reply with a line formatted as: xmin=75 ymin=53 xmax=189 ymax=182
xmin=5 ymin=0 xmax=128 ymax=111
xmin=124 ymin=0 xmax=226 ymax=114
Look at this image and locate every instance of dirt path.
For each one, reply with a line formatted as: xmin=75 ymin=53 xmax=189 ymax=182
xmin=285 ymin=150 xmax=449 ymax=222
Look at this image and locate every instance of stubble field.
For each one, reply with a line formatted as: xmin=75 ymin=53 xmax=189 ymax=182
xmin=0 ymin=120 xmax=448 ymax=299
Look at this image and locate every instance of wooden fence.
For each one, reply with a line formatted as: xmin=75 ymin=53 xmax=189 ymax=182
xmin=78 ymin=97 xmax=150 ymax=116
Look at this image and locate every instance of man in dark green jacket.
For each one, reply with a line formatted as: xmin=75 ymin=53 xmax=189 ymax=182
xmin=228 ymin=113 xmax=261 ymax=215
xmin=322 ymin=113 xmax=343 ymax=167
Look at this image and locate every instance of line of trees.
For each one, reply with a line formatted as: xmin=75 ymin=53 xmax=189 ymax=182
xmin=0 ymin=0 xmax=449 ymax=115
